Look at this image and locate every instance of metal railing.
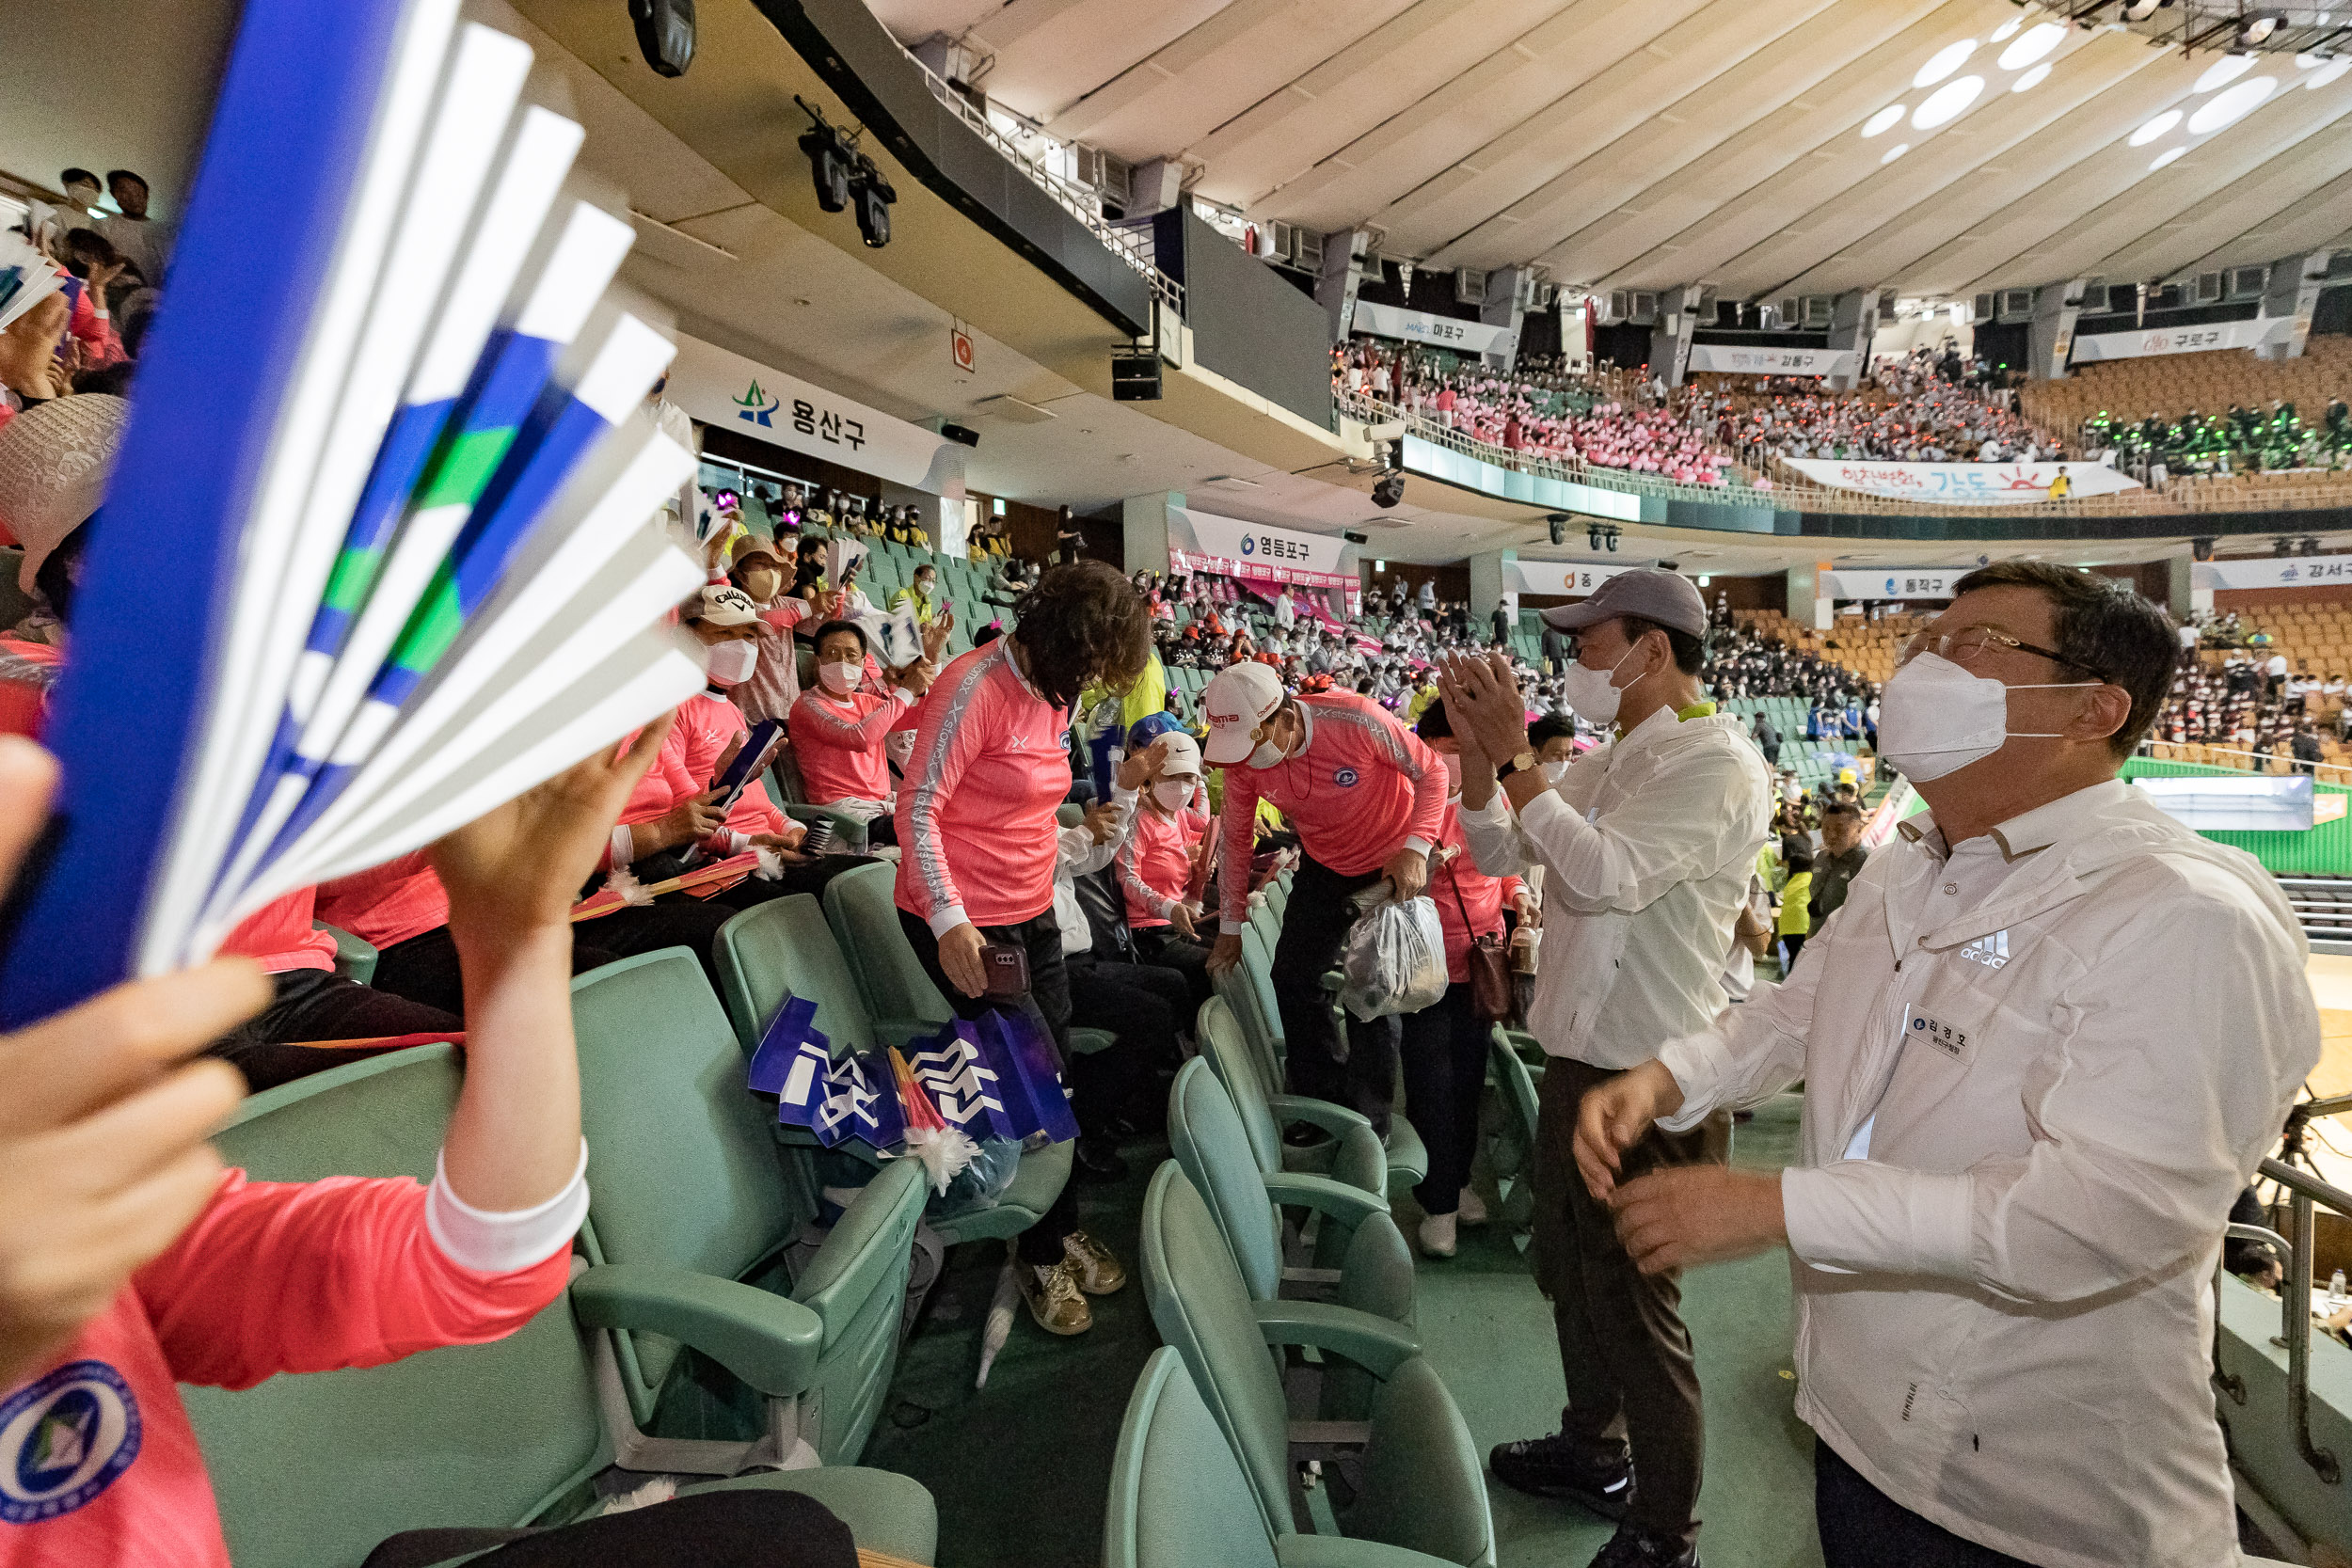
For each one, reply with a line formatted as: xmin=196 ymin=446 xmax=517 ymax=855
xmin=889 ymin=46 xmax=1184 ymax=317
xmin=2239 ymin=1154 xmax=2352 ymax=1484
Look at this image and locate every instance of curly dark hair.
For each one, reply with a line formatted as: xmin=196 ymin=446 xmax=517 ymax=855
xmin=1011 ymin=560 xmax=1153 ymax=710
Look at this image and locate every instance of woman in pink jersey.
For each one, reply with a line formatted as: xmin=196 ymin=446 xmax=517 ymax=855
xmin=893 ymin=562 xmax=1152 ymax=1338
xmin=1401 ymin=700 xmax=1534 ymax=1260
xmin=787 ymin=620 xmax=941 ymax=847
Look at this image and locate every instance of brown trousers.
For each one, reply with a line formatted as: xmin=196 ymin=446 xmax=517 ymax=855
xmin=1531 ymin=1055 xmax=1731 ymax=1540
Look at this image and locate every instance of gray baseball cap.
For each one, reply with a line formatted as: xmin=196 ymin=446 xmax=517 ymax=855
xmin=1538 ymin=567 xmax=1707 ymax=638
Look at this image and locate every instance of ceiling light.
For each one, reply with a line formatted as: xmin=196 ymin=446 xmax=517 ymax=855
xmin=2128 ymin=108 xmax=2183 ymax=144
xmin=2122 ymin=0 xmax=2163 ymax=17
xmin=1861 ymin=103 xmax=1907 ymax=136
xmin=1997 ymin=22 xmax=2067 ymax=71
xmin=2309 ymin=58 xmax=2352 ymax=87
xmin=1991 ymin=16 xmax=2024 ymax=41
xmin=1881 ymin=141 xmax=1911 ymax=164
xmin=1912 ymin=75 xmax=1986 ymax=129
xmin=1914 ymin=39 xmax=1978 ymax=88
xmin=2187 ymin=75 xmax=2277 ymax=132
xmin=2012 ymin=62 xmax=2052 ymax=91
xmin=2239 ymin=11 xmax=2284 ymax=47
xmin=2150 ymin=145 xmax=2188 ymax=168
xmin=2194 ymin=54 xmax=2254 ymax=92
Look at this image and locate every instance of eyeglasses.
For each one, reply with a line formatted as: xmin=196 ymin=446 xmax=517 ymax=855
xmin=1899 ymin=625 xmax=2109 ymax=683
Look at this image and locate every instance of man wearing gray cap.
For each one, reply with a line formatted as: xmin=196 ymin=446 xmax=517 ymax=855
xmin=1438 ymin=567 xmax=1771 ymax=1568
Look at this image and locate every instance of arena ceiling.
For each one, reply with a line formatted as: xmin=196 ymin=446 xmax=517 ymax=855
xmin=863 ymin=0 xmax=2352 ymax=305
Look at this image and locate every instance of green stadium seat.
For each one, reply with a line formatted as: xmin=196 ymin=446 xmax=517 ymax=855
xmin=1167 ymin=1057 xmax=1413 ymax=1339
xmin=183 ymin=1046 xmax=938 ymax=1568
xmin=1137 ymin=1164 xmax=1496 ymax=1568
xmin=313 ymin=920 xmax=377 ymax=985
xmin=1196 ymin=999 xmax=1386 ymax=1198
xmin=567 ymin=951 xmax=929 ymax=1471
xmin=712 ymin=892 xmax=1075 ymax=1250
xmin=1104 ymin=1348 xmax=1468 ymax=1568
xmin=1485 ymin=1031 xmax=1541 ymax=1247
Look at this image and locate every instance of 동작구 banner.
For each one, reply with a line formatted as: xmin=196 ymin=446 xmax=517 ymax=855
xmin=1786 ymin=458 xmax=2142 ymax=505
xmin=1686 ymin=344 xmax=1862 ymax=379
xmin=1820 ymin=570 xmax=1963 ymax=601
xmin=1349 ymin=299 xmax=1519 ymax=359
xmin=664 ymin=333 xmax=963 ymax=493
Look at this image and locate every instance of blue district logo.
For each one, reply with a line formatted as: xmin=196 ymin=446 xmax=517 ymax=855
xmin=735 ymin=379 xmax=780 ymax=428
xmin=0 ymin=1361 xmax=142 ymax=1523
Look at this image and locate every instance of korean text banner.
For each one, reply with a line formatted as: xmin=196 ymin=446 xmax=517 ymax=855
xmin=1169 ymin=505 xmax=1354 ymax=578
xmin=1508 ymin=561 xmax=1641 ymax=596
xmin=1786 ymin=458 xmax=2141 ymax=505
xmin=1820 ymin=570 xmax=1963 ymax=601
xmin=2070 ymin=316 xmax=2295 ymax=363
xmin=665 ymin=333 xmax=962 ymax=493
xmin=1686 ymin=345 xmax=1861 ymax=379
xmin=2194 ymin=553 xmax=2352 ymax=591
xmin=1349 ymin=299 xmax=1519 ymax=358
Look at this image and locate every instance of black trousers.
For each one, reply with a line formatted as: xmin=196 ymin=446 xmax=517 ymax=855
xmin=897 ymin=907 xmax=1079 ymax=1265
xmin=205 ymin=970 xmax=463 ymax=1092
xmin=1815 ymin=1441 xmax=2033 ymax=1567
xmin=368 ymin=911 xmax=706 ymax=1019
xmin=1271 ymin=854 xmax=1400 ymax=1136
xmin=1532 ymin=1057 xmax=1730 ymax=1543
xmin=364 ymin=1486 xmax=854 ymax=1568
xmin=1130 ymin=926 xmax=1213 ymax=1018
xmin=1065 ymin=955 xmax=1189 ymax=1132
xmin=1396 ymin=982 xmax=1486 ymax=1216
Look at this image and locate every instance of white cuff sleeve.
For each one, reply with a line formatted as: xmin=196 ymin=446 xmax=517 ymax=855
xmin=1220 ymin=918 xmax=1248 ymax=935
xmin=427 ymin=1140 xmax=591 ymax=1275
xmin=610 ymin=825 xmax=635 ymax=866
xmin=723 ymin=830 xmax=751 ymax=854
xmin=1780 ymin=1164 xmax=1975 ymax=1280
xmin=928 ymin=904 xmax=970 ymax=938
xmin=1402 ymin=835 xmax=1433 ymax=857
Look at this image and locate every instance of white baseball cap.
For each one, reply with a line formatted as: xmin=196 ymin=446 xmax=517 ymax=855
xmin=1200 ymin=661 xmax=1285 ymax=765
xmin=1152 ymin=730 xmax=1202 ymax=779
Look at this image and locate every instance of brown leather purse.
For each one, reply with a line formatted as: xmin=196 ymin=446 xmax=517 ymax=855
xmin=1447 ymin=869 xmax=1516 ymax=1022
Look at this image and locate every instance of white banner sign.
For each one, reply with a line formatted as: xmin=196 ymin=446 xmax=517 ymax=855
xmin=1349 ymin=299 xmax=1519 ymax=358
xmin=1686 ymin=344 xmax=1862 ymax=379
xmin=2070 ymin=316 xmax=2296 ymax=363
xmin=1821 ymin=569 xmax=1963 ymax=601
xmin=2193 ymin=553 xmax=2352 ymax=591
xmin=665 ymin=334 xmax=963 ymax=493
xmin=1508 ymin=561 xmax=1643 ymax=596
xmin=1168 ymin=507 xmax=1355 ymax=578
xmin=1786 ymin=458 xmax=2142 ymax=506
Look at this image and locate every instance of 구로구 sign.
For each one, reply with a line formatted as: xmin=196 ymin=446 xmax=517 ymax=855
xmin=2069 ymin=316 xmax=2296 ymax=362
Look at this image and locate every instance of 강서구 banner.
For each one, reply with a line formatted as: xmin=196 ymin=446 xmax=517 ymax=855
xmin=1786 ymin=458 xmax=2142 ymax=505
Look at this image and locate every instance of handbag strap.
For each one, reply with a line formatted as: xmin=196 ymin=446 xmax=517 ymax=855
xmin=1440 ymin=847 xmax=1497 ymax=946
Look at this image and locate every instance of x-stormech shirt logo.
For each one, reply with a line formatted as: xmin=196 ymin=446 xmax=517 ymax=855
xmin=0 ymin=1361 xmax=142 ymax=1523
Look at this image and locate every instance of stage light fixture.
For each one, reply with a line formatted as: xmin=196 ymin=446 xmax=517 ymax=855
xmin=2122 ymin=0 xmax=2162 ymax=18
xmin=628 ymin=0 xmax=695 ymax=76
xmin=2303 ymin=536 xmax=2322 ymax=557
xmin=797 ymin=101 xmax=852 ymax=214
xmin=1372 ymin=441 xmax=1406 ymax=508
xmin=1547 ymin=512 xmax=1569 ymax=546
xmin=2275 ymin=536 xmax=2294 ymax=557
xmin=850 ymin=152 xmax=897 ymax=248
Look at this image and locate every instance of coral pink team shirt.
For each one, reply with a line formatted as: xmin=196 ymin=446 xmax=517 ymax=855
xmin=788 ymin=686 xmax=914 ymax=806
xmin=1118 ymin=796 xmax=1208 ymax=929
xmin=895 ymin=641 xmax=1072 ymax=935
xmin=673 ymin=690 xmax=787 ymax=839
xmin=314 ymin=852 xmax=447 ymax=951
xmin=1216 ymin=690 xmax=1446 ymax=933
xmin=0 ymin=1172 xmax=567 ymax=1568
xmin=217 ymin=888 xmax=338 ymax=974
xmin=1426 ymin=803 xmax=1524 ymax=985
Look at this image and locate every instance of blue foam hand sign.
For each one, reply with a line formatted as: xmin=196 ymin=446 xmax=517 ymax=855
xmin=748 ymin=994 xmax=832 ymax=1132
xmin=906 ymin=1021 xmax=1019 ymax=1142
xmin=977 ymin=1008 xmax=1078 ymax=1145
xmin=813 ymin=1049 xmax=902 ymax=1149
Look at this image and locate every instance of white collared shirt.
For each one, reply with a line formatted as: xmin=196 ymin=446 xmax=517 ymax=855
xmin=1461 ymin=703 xmax=1772 ymax=1069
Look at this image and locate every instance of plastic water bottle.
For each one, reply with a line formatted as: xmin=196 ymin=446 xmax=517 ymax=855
xmin=2328 ymin=1268 xmax=2346 ymax=1309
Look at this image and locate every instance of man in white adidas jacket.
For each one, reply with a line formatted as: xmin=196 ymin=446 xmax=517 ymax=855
xmin=1577 ymin=562 xmax=2318 ymax=1568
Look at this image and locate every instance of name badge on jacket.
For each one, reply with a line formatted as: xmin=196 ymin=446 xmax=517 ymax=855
xmin=1903 ymin=1005 xmax=1972 ymax=1062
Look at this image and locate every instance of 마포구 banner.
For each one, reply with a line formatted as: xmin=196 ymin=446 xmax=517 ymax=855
xmin=1786 ymin=458 xmax=2142 ymax=505
xmin=1349 ymin=299 xmax=1519 ymax=359
xmin=1686 ymin=344 xmax=1862 ymax=379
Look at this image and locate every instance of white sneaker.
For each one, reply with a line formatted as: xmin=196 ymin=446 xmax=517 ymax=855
xmin=1458 ymin=1186 xmax=1489 ymax=1227
xmin=1418 ymin=1212 xmax=1458 ymax=1259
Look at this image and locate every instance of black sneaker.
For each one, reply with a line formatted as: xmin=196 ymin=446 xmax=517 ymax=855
xmin=1073 ymin=1135 xmax=1129 ymax=1182
xmin=1586 ymin=1523 xmax=1697 ymax=1568
xmin=1488 ymin=1432 xmax=1635 ymax=1519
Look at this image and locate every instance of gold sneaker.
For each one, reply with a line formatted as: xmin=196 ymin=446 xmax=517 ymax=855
xmin=1062 ymin=1230 xmax=1128 ymax=1295
xmin=1018 ymin=1259 xmax=1092 ymax=1335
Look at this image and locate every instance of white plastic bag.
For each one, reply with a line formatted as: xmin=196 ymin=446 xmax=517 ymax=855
xmin=1338 ymin=895 xmax=1447 ymax=1022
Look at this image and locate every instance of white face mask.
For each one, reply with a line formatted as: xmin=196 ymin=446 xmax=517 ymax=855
xmin=706 ymin=638 xmax=757 ymax=686
xmin=1440 ymin=752 xmax=1464 ymax=797
xmin=65 ymin=183 xmax=100 ymax=211
xmin=818 ymin=658 xmax=862 ymax=696
xmin=1152 ymin=779 xmax=1194 ymax=811
xmin=1542 ymin=757 xmax=1569 ymax=784
xmin=1876 ymin=652 xmax=2095 ymax=783
xmin=1557 ymin=645 xmax=1638 ymax=726
xmin=1245 ymin=739 xmax=1285 ymax=770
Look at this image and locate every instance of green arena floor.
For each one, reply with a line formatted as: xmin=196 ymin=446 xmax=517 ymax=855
xmin=861 ymin=1091 xmax=1823 ymax=1568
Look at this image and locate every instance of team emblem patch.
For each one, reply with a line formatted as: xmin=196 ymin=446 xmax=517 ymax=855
xmin=1333 ymin=767 xmax=1360 ymax=786
xmin=0 ymin=1361 xmax=141 ymax=1523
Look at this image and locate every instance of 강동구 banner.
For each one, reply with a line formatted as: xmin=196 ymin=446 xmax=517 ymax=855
xmin=1785 ymin=458 xmax=2142 ymax=505
xmin=1686 ymin=344 xmax=1862 ymax=379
